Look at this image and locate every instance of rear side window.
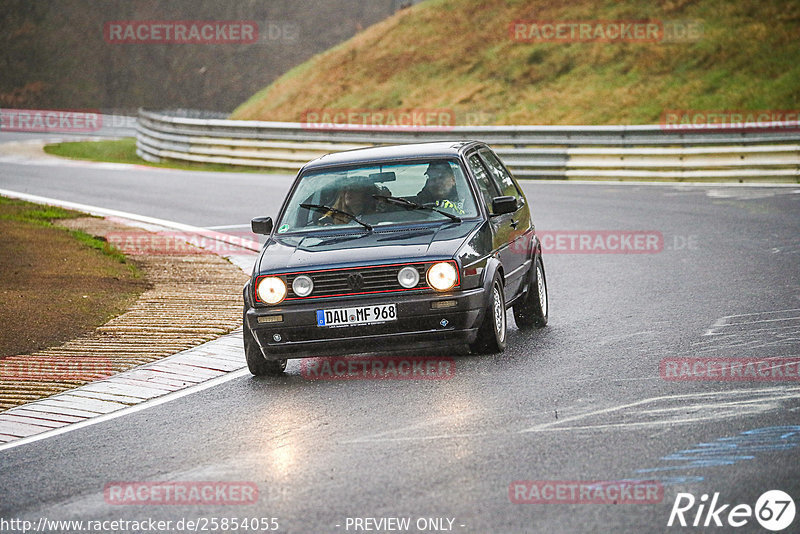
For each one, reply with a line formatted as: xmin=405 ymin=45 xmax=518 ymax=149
xmin=480 ymin=149 xmax=521 ymax=198
xmin=467 ymin=154 xmax=498 ymax=211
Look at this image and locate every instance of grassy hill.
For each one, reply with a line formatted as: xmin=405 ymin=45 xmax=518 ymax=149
xmin=231 ymin=0 xmax=800 ymax=125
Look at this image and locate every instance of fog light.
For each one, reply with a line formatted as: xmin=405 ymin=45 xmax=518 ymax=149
xmin=397 ymin=266 xmax=420 ymax=288
xmin=292 ymin=275 xmax=314 ymax=297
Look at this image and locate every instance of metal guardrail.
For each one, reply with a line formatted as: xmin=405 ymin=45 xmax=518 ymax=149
xmin=137 ymin=109 xmax=800 ymax=181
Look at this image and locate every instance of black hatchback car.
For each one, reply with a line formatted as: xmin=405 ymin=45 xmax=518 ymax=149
xmin=243 ymin=141 xmax=548 ymax=375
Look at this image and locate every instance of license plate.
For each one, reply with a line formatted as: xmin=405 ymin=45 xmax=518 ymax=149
xmin=316 ymin=304 xmax=397 ymax=327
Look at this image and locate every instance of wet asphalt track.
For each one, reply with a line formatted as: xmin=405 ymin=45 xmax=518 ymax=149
xmin=1 ymin=134 xmax=799 ymax=533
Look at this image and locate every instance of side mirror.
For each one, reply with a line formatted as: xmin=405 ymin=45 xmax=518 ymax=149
xmin=491 ymin=196 xmax=518 ymax=216
xmin=251 ymin=216 xmax=273 ymax=235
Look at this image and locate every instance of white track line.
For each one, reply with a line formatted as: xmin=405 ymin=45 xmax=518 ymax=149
xmin=0 ymin=188 xmax=261 ymax=252
xmin=527 ymin=180 xmax=799 ymax=187
xmin=0 ymin=367 xmax=250 ymax=453
xmin=520 ymin=386 xmax=800 ymax=434
xmin=205 ymin=223 xmax=253 ymax=230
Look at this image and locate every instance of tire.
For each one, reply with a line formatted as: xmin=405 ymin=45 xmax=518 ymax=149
xmin=513 ymin=255 xmax=548 ymax=329
xmin=243 ymin=308 xmax=287 ymax=376
xmin=470 ymin=276 xmax=507 ymax=354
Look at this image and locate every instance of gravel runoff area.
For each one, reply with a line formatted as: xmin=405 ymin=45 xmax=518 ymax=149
xmin=0 ymin=215 xmax=248 ymax=410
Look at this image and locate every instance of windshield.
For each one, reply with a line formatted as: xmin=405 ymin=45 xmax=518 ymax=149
xmin=276 ymin=160 xmax=478 ymax=234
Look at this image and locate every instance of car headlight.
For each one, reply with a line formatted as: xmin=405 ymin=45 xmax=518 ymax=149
xmin=292 ymin=275 xmax=314 ymax=297
xmin=257 ymin=276 xmax=287 ymax=304
xmin=427 ymin=262 xmax=458 ymax=291
xmin=397 ymin=266 xmax=420 ymax=289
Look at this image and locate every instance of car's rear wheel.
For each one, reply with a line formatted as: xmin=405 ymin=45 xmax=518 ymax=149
xmin=244 ymin=309 xmax=287 ymax=376
xmin=513 ymin=255 xmax=548 ymax=328
xmin=470 ymin=276 xmax=507 ymax=354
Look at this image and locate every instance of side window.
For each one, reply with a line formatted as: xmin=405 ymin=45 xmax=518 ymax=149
xmin=467 ymin=154 xmax=498 ymax=211
xmin=480 ymin=149 xmax=521 ymax=198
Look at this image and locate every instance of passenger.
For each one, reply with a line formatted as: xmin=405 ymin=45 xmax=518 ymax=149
xmin=319 ymin=179 xmax=378 ymax=225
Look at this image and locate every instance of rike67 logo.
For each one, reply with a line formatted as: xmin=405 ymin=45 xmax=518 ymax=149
xmin=668 ymin=490 xmax=795 ymax=531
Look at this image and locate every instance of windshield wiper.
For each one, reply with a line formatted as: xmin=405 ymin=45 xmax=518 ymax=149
xmin=310 ymin=233 xmax=371 ymax=246
xmin=300 ymin=203 xmax=373 ymax=231
xmin=373 ymin=195 xmax=461 ymax=223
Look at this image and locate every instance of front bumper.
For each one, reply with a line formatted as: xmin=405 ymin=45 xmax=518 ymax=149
xmin=245 ymin=287 xmax=487 ymax=359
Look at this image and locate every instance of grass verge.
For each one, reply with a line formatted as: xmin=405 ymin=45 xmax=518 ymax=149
xmin=43 ymin=138 xmax=281 ymax=173
xmin=0 ymin=196 xmax=148 ymax=356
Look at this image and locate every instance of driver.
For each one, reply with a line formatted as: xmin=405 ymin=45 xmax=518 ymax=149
xmin=412 ymin=161 xmax=465 ymax=214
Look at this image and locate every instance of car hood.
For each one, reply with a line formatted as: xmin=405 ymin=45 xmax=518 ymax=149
xmin=256 ymin=221 xmax=481 ymax=273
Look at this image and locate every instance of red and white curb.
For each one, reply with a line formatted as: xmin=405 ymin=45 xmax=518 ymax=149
xmin=0 ymin=332 xmax=251 ymax=450
xmin=0 ymin=189 xmax=261 ymax=451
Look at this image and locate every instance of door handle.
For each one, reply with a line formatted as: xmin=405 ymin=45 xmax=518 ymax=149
xmin=510 ymin=219 xmax=519 ymax=229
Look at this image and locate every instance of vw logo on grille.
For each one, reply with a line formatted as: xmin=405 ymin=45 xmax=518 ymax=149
xmin=347 ymin=272 xmax=365 ymax=291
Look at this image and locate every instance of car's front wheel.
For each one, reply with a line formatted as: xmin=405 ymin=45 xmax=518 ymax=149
xmin=470 ymin=276 xmax=507 ymax=354
xmin=243 ymin=309 xmax=287 ymax=376
xmin=513 ymin=255 xmax=548 ymax=329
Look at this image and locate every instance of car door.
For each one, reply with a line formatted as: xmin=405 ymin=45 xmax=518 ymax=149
xmin=465 ymin=150 xmax=525 ymax=299
xmin=477 ymin=147 xmax=530 ymax=299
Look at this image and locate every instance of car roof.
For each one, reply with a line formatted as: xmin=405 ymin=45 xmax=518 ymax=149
xmin=301 ymin=141 xmax=483 ymax=171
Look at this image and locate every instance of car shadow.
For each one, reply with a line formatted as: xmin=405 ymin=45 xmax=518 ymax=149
xmin=244 ymin=318 xmax=553 ymax=389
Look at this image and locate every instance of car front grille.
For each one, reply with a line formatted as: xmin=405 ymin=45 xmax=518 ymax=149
xmin=284 ymin=261 xmax=438 ymax=301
